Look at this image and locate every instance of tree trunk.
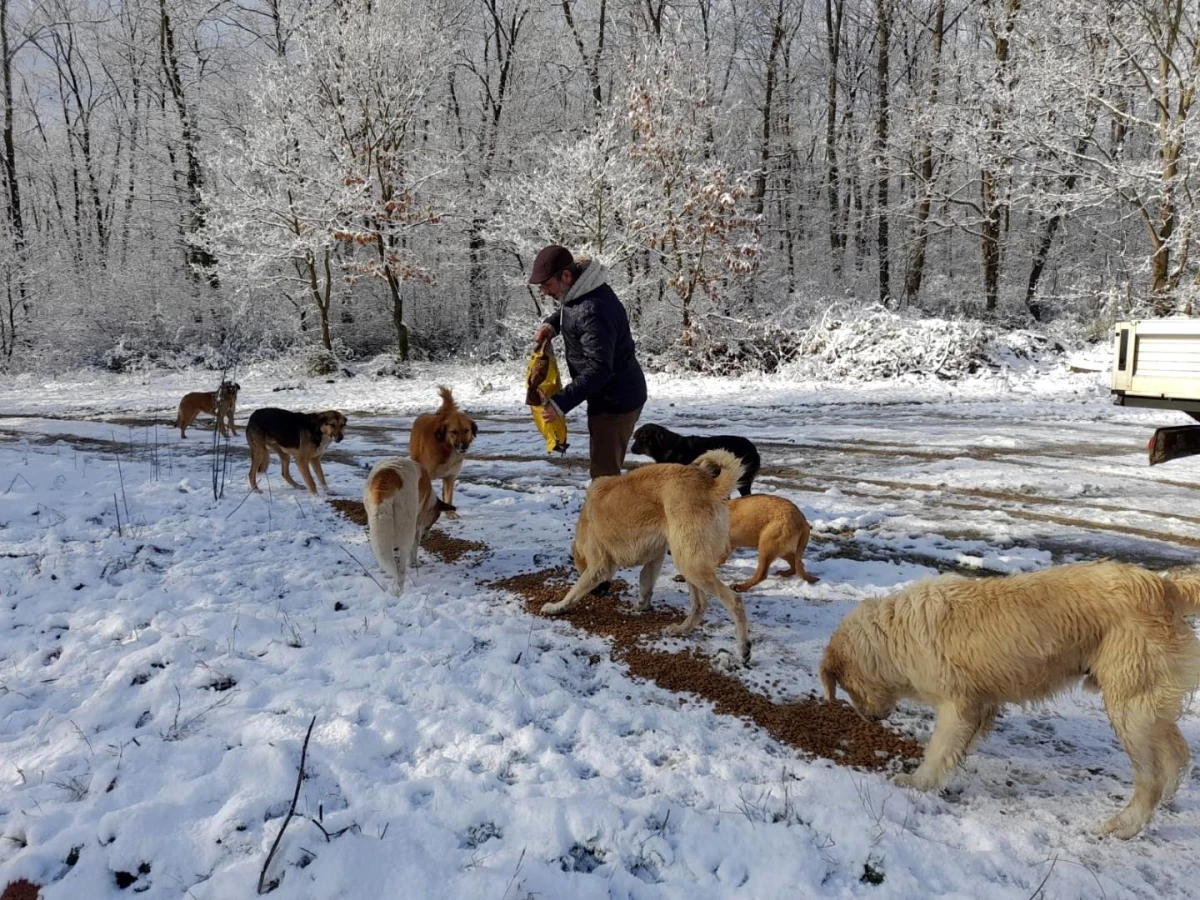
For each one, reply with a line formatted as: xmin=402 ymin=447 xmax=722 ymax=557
xmin=560 ymin=0 xmax=605 ymax=108
xmin=903 ymin=0 xmax=944 ymax=305
xmin=753 ymin=0 xmax=785 ymax=218
xmin=377 ymin=234 xmax=410 ymax=360
xmin=823 ymin=0 xmax=844 ymax=271
xmin=158 ymin=0 xmax=217 ymax=285
xmin=1025 ymin=130 xmax=1090 ymax=319
xmin=300 ymin=249 xmax=333 ymax=352
xmin=0 ymin=0 xmax=25 ymax=358
xmin=873 ymin=0 xmax=892 ymax=305
xmin=980 ymin=0 xmax=1021 ymax=313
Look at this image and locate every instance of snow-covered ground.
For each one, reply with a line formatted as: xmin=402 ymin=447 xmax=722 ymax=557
xmin=2 ymin=348 xmax=1200 ymax=899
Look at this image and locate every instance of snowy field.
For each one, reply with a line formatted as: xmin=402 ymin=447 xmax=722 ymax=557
xmin=2 ymin=351 xmax=1200 ymax=898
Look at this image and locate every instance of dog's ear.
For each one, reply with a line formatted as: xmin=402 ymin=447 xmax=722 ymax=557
xmin=819 ymin=647 xmax=840 ymax=703
xmin=435 ymin=426 xmax=447 ymax=443
xmin=437 ymin=499 xmax=455 ymax=513
xmin=470 ymin=420 xmax=478 ymax=438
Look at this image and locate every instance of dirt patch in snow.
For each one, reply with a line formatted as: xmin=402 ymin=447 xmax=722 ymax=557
xmin=328 ymin=498 xmax=919 ymax=770
xmin=486 ymin=568 xmax=921 ymax=772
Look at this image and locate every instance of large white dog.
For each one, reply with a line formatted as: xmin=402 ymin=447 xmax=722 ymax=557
xmin=820 ymin=561 xmax=1200 ymax=838
xmin=363 ymin=457 xmax=451 ymax=595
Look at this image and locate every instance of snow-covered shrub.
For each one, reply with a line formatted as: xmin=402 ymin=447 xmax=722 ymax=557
xmin=363 ymin=352 xmax=413 ymax=379
xmin=102 ymin=336 xmax=161 ymax=373
xmin=785 ymin=304 xmax=1065 ymax=381
xmin=305 ymin=347 xmax=341 ymax=377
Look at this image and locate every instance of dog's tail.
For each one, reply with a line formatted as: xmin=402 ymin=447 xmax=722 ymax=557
xmin=436 ymin=385 xmax=458 ymax=415
xmin=690 ymin=448 xmax=744 ymax=500
xmin=1163 ymin=569 xmax=1200 ymax=615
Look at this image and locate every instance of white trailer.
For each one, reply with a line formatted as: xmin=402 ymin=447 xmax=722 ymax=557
xmin=1111 ymin=318 xmax=1200 ymax=464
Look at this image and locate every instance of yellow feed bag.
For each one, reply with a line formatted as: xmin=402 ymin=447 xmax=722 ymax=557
xmin=525 ymin=343 xmax=569 ymax=454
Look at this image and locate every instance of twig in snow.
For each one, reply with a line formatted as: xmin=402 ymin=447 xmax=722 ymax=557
xmin=257 ymin=715 xmax=317 ymax=895
xmin=1026 ymin=854 xmax=1058 ymax=900
xmin=5 ymin=473 xmax=34 ymax=494
xmin=336 ymin=542 xmax=387 ymax=594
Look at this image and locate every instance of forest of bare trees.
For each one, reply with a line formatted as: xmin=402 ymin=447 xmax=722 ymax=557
xmin=0 ymin=0 xmax=1196 ymax=370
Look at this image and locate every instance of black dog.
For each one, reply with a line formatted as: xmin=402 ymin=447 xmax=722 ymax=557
xmin=630 ymin=423 xmax=760 ymax=496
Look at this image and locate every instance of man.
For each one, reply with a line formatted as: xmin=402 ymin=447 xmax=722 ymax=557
xmin=529 ymin=244 xmax=647 ymax=479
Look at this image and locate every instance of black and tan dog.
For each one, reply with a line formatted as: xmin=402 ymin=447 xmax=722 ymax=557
xmin=176 ymin=381 xmax=240 ymax=439
xmin=246 ymin=407 xmax=347 ymax=495
xmin=630 ymin=423 xmax=760 ymax=496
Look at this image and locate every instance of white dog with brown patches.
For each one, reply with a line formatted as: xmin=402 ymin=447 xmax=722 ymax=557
xmin=364 ymin=457 xmax=452 ymax=595
xmin=820 ymin=561 xmax=1200 ymax=839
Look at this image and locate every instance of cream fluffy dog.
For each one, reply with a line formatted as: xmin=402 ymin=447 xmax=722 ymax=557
xmin=364 ymin=457 xmax=452 ymax=595
xmin=542 ymin=449 xmax=752 ymax=664
xmin=820 ymin=561 xmax=1200 ymax=838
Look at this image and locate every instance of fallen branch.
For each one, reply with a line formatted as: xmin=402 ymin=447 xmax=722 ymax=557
xmin=257 ymin=715 xmax=317 ymax=895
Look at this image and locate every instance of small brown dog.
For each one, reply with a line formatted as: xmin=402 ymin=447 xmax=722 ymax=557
xmin=544 ymin=449 xmax=752 ymax=664
xmin=246 ymin=407 xmax=347 ymax=495
xmin=409 ymin=386 xmax=477 ymax=515
xmin=725 ymin=494 xmax=819 ymax=591
xmin=364 ymin=457 xmax=454 ymax=595
xmin=176 ymin=381 xmax=240 ymax=438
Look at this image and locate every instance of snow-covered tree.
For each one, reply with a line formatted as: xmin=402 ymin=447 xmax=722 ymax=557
xmin=204 ymin=0 xmax=451 ymax=357
xmin=624 ymin=36 xmax=761 ymax=344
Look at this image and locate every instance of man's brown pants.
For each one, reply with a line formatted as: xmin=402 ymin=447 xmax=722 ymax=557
xmin=587 ymin=406 xmax=643 ymax=479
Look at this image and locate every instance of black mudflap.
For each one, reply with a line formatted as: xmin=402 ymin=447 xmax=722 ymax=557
xmin=1148 ymin=425 xmax=1200 ymax=465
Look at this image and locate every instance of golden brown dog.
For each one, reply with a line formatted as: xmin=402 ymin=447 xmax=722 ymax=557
xmin=364 ymin=457 xmax=454 ymax=595
xmin=246 ymin=407 xmax=347 ymax=495
xmin=725 ymin=494 xmax=819 ymax=591
xmin=820 ymin=561 xmax=1200 ymax=839
xmin=408 ymin=386 xmax=477 ymax=516
xmin=176 ymin=381 xmax=240 ymax=439
xmin=543 ymin=449 xmax=753 ymax=664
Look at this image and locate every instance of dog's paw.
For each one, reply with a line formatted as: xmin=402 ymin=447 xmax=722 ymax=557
xmin=1096 ymin=812 xmax=1147 ymax=840
xmin=713 ymin=648 xmax=739 ymax=671
xmin=894 ymin=771 xmax=942 ymax=792
xmin=541 ymin=600 xmax=567 ymax=616
xmin=663 ymin=622 xmax=693 ymax=637
xmin=731 ymin=582 xmax=752 ymax=593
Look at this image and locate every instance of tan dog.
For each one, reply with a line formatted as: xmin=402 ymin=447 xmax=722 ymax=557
xmin=408 ymin=386 xmax=477 ymax=516
xmin=725 ymin=494 xmax=819 ymax=591
xmin=543 ymin=449 xmax=752 ymax=664
xmin=246 ymin=407 xmax=347 ymax=495
xmin=820 ymin=561 xmax=1200 ymax=839
xmin=364 ymin=457 xmax=453 ymax=595
xmin=176 ymin=381 xmax=240 ymax=438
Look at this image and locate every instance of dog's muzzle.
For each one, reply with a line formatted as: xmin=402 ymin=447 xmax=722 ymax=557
xmin=454 ymin=442 xmax=470 ymax=453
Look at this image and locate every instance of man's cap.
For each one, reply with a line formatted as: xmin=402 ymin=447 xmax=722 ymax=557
xmin=529 ymin=245 xmax=575 ymax=285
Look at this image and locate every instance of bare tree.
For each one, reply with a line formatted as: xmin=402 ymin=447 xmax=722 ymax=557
xmin=0 ymin=0 xmax=28 ymax=358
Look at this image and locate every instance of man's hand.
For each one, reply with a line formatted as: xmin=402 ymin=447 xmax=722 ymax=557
xmin=540 ymin=401 xmax=560 ymax=422
xmin=533 ymin=324 xmax=553 ymax=346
